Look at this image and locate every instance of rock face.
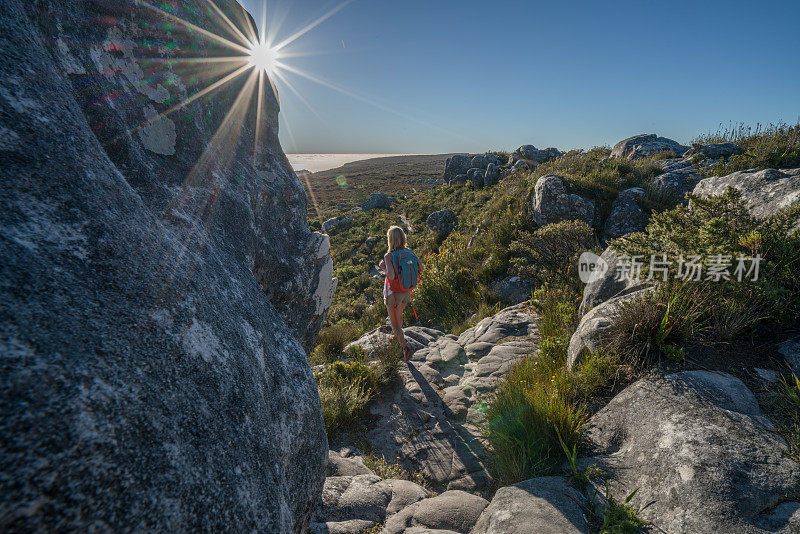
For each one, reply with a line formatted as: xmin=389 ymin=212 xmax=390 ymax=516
xmin=347 ymin=304 xmax=539 ymax=494
xmin=692 ymin=168 xmax=800 ymax=218
xmin=603 ymin=187 xmax=648 ymax=238
xmin=531 ymin=175 xmax=595 ymax=228
xmin=362 ymin=192 xmax=393 ymax=210
xmin=611 ymin=133 xmax=689 ymax=160
xmin=323 ymin=215 xmax=354 ymax=235
xmin=426 ymin=209 xmax=458 ymax=237
xmin=472 ymin=477 xmax=589 ymax=534
xmin=582 ymin=371 xmax=800 ymax=533
xmin=443 ymin=155 xmax=472 ymax=181
xmin=0 ymin=1 xmax=330 ymax=531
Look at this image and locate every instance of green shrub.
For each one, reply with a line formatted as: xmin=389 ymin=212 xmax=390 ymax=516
xmin=612 ymin=188 xmax=800 ymax=341
xmin=509 ymin=220 xmax=595 ymax=285
xmin=777 ymin=371 xmax=800 ymax=462
xmin=600 ymin=282 xmax=706 ymax=368
xmin=310 ymin=323 xmax=363 ymax=365
xmin=362 ymin=453 xmax=430 ymax=489
xmin=316 ymin=339 xmax=401 ymax=437
xmin=414 ymin=234 xmax=482 ymax=331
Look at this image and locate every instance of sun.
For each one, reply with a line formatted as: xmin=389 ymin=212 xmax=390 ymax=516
xmin=248 ymin=42 xmax=279 ymax=74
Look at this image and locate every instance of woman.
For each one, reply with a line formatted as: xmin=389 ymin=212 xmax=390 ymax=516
xmin=379 ymin=226 xmax=423 ymax=361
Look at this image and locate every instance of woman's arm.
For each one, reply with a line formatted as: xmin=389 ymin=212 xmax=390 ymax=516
xmin=417 ymin=259 xmax=424 ymax=273
xmin=384 ymin=253 xmax=396 ymax=279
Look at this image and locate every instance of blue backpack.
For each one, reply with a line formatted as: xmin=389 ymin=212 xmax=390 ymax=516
xmin=389 ymin=248 xmax=419 ymax=292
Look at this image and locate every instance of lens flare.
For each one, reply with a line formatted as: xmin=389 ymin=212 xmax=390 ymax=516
xmin=248 ymin=42 xmax=279 ymax=74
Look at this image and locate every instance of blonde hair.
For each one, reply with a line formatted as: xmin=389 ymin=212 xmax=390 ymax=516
xmin=386 ymin=225 xmax=407 ymax=253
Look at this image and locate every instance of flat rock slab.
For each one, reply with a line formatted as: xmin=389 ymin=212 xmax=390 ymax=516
xmin=350 ymin=304 xmax=539 ymax=494
xmin=582 ymin=371 xmax=800 ymax=533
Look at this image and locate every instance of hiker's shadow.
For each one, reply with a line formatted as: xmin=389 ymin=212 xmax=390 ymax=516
xmin=403 ymin=360 xmax=487 ymax=486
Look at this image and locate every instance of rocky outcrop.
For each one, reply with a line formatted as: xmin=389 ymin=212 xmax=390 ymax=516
xmin=347 ymin=304 xmax=539 ymax=494
xmin=582 ymin=371 xmax=800 ymax=533
xmin=323 ymin=215 xmax=354 ymax=234
xmin=467 ymin=167 xmax=486 ymax=187
xmin=611 ymin=134 xmax=688 ymax=160
xmin=443 ymin=155 xmax=472 ymax=182
xmin=471 ymin=154 xmax=489 ymax=169
xmin=472 ymin=477 xmax=589 ymax=534
xmin=692 ymin=168 xmax=800 ymax=219
xmin=484 ymin=162 xmax=500 ymax=185
xmin=0 ymin=0 xmax=329 ymax=531
xmin=426 ymin=209 xmax=458 ymax=237
xmin=513 ymin=145 xmax=562 ymax=164
xmin=603 ymin=187 xmax=648 ymax=238
xmin=684 ymin=142 xmax=744 ymax=159
xmin=531 ymin=175 xmax=595 ymax=228
xmin=362 ymin=192 xmax=393 ymax=210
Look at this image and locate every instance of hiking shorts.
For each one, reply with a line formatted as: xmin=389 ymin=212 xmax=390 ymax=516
xmin=385 ymin=289 xmax=412 ymax=306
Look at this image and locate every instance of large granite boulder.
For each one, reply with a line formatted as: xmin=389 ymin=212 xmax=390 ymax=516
xmin=582 ymin=371 xmax=800 ymax=533
xmin=362 ymin=192 xmax=393 ymax=210
xmin=472 ymin=477 xmax=589 ymax=534
xmin=323 ymin=215 xmax=354 ymax=235
xmin=692 ymin=168 xmax=800 ymax=219
xmin=0 ymin=1 xmax=330 ymax=531
xmin=443 ymin=155 xmax=472 ymax=181
xmin=578 ymin=247 xmax=641 ymax=315
xmin=531 ymin=175 xmax=595 ymax=228
xmin=611 ymin=134 xmax=689 ymax=160
xmin=603 ymin=187 xmax=648 ymax=239
xmin=426 ymin=209 xmax=458 ymax=237
xmin=568 ymin=288 xmax=651 ymax=370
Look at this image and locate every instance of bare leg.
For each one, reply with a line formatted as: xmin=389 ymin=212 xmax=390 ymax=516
xmin=386 ymin=297 xmax=408 ymax=356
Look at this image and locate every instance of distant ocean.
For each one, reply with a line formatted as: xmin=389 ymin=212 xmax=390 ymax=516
xmin=286 ymin=154 xmax=409 ymax=174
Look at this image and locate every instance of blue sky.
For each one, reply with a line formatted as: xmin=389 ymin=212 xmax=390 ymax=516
xmin=236 ymin=0 xmax=800 ymax=154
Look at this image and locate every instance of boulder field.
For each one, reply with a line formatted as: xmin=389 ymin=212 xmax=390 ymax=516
xmin=314 ymin=303 xmax=800 ymax=533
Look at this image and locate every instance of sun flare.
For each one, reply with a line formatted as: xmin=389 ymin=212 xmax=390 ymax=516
xmin=248 ymin=42 xmax=279 ymax=74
